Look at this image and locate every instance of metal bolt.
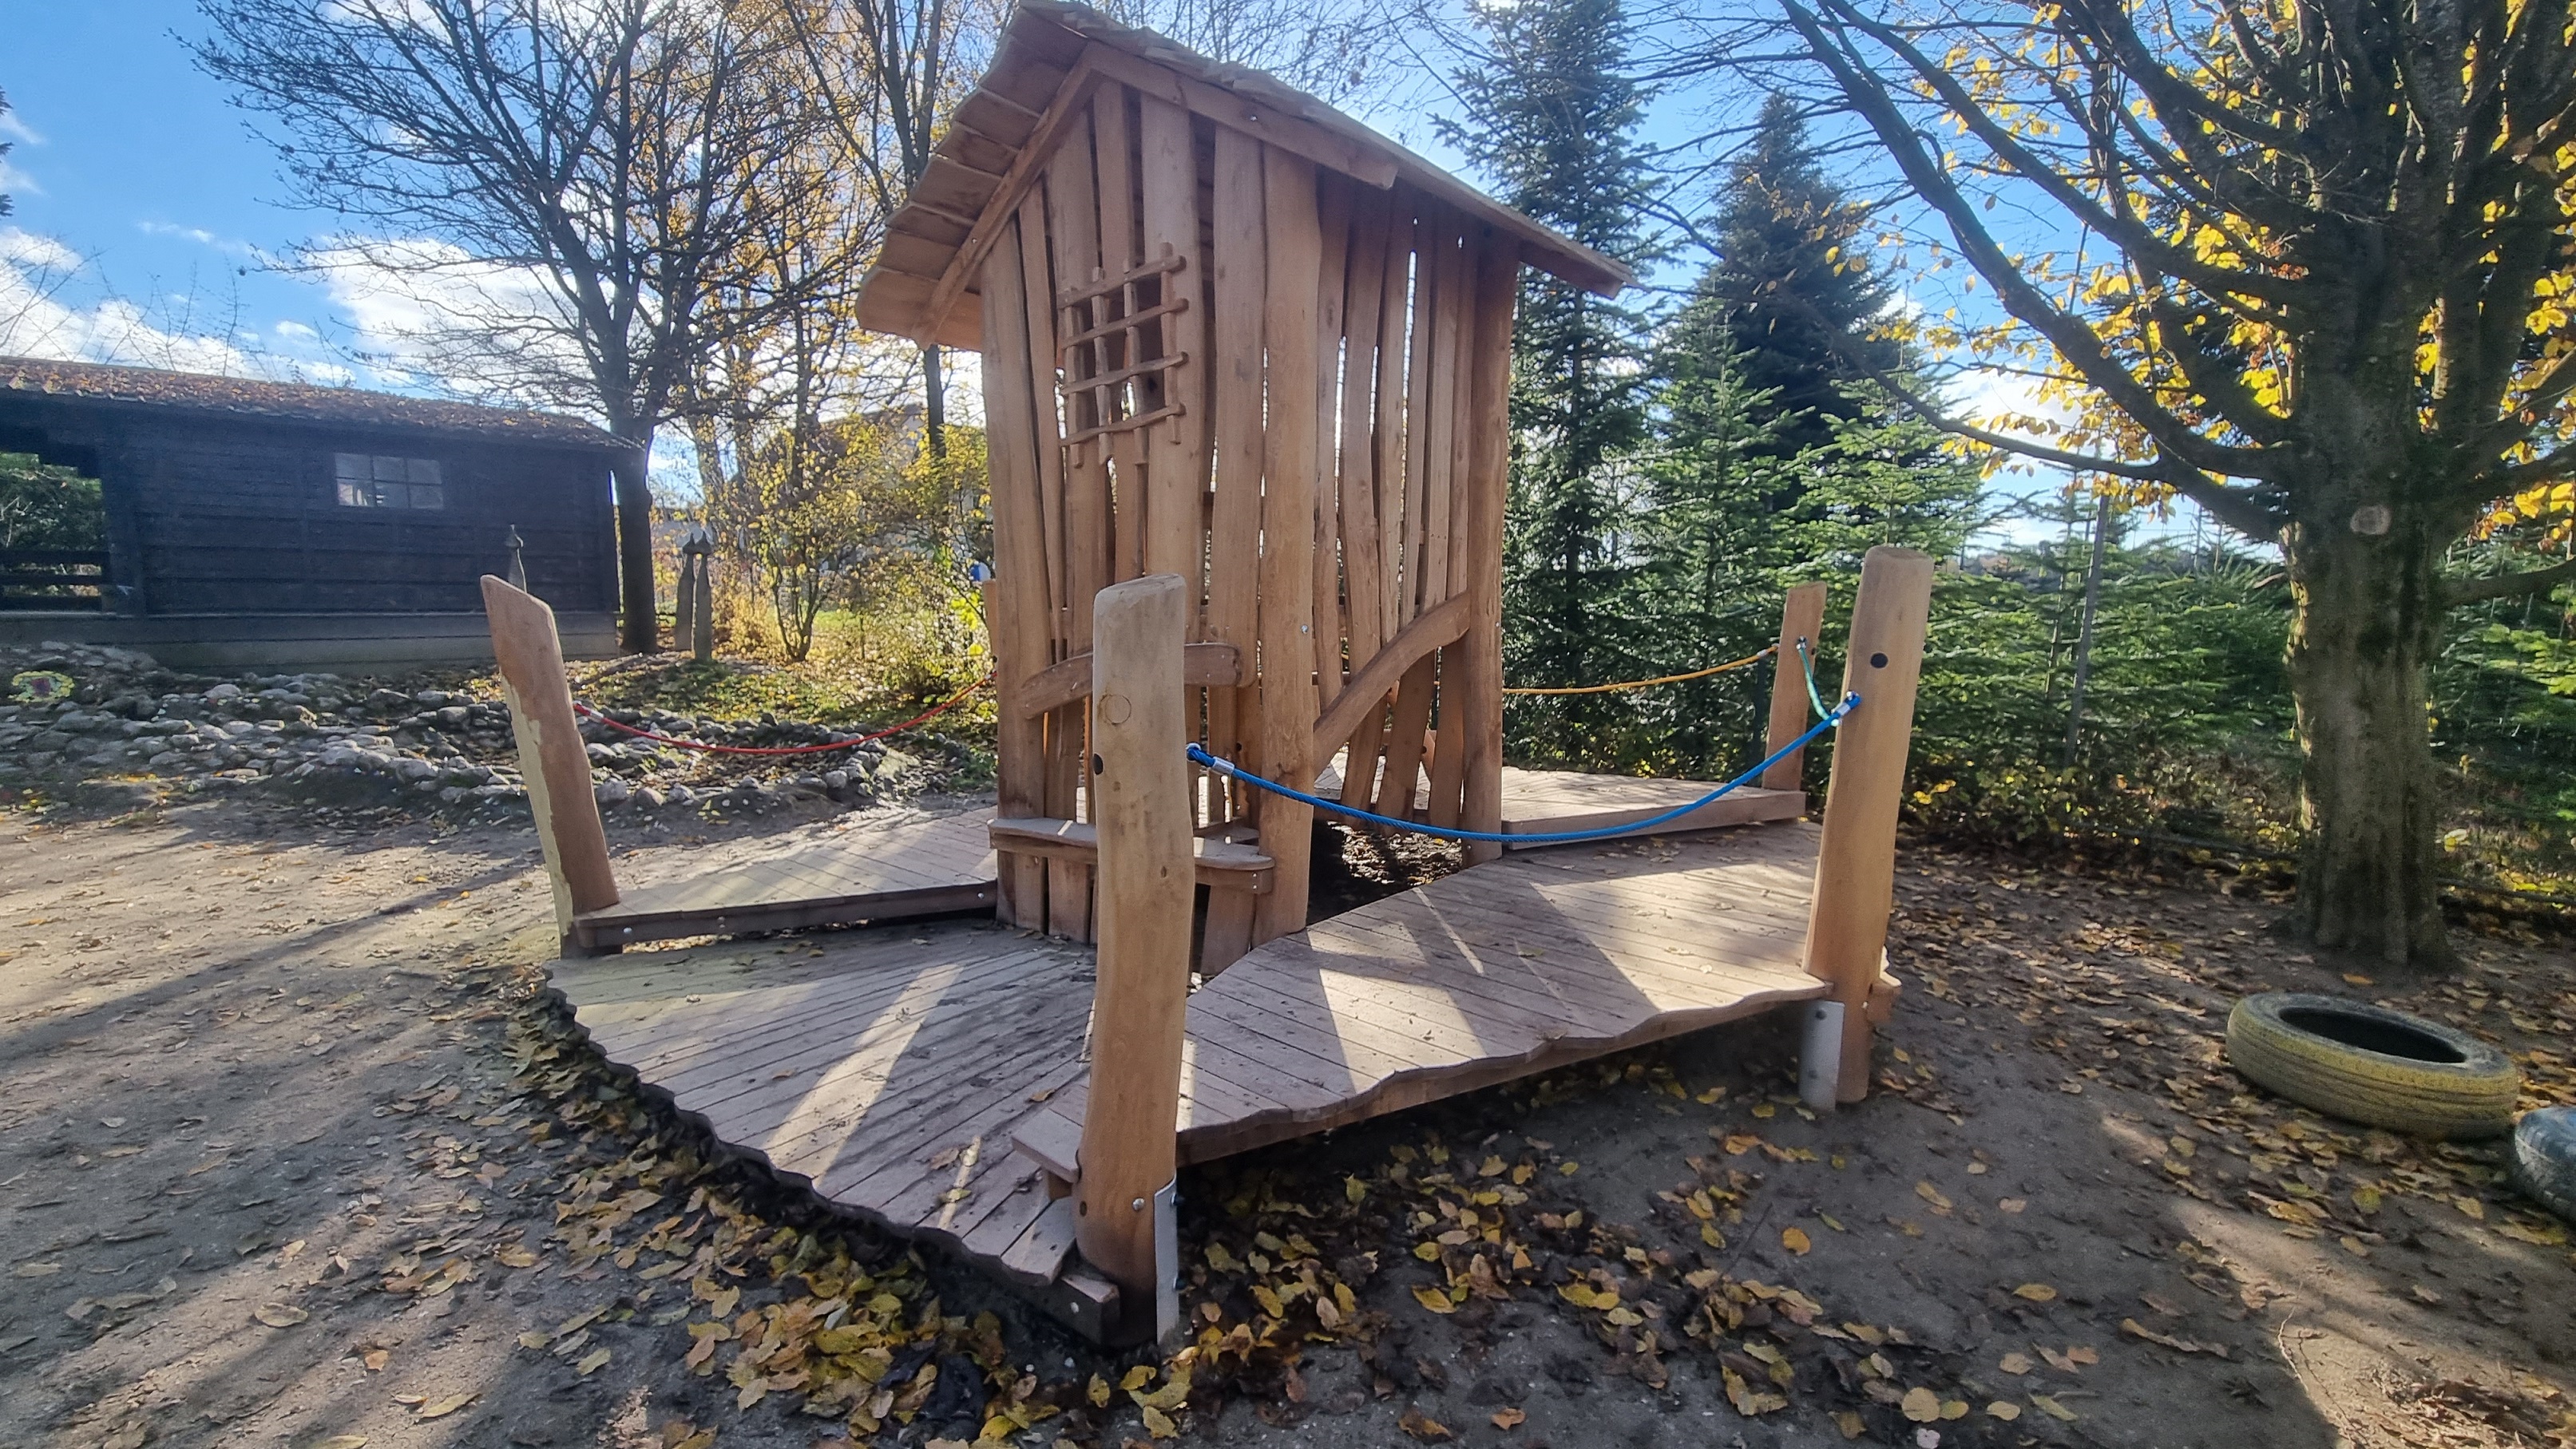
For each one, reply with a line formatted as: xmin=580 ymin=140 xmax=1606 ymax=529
xmin=1131 ymin=1197 xmax=1147 ymax=1212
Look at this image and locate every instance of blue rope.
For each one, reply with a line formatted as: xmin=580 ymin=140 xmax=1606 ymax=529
xmin=1187 ymin=692 xmax=1860 ymax=845
xmin=1795 ymin=637 xmax=1829 ymax=719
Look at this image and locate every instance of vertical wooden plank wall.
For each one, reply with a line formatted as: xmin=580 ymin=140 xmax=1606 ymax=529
xmin=980 ymin=85 xmax=1520 ymax=952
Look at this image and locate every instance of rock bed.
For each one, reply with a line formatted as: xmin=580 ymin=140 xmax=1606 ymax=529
xmin=0 ymin=640 xmax=941 ymax=818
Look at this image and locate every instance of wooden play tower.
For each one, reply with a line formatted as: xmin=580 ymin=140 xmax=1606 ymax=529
xmin=486 ymin=0 xmax=1931 ymax=1347
xmin=855 ymin=0 xmax=1638 ymax=969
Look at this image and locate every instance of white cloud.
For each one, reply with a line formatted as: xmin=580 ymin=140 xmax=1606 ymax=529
xmin=0 ymin=227 xmax=80 ymax=271
xmin=274 ymin=319 xmax=319 ymax=341
xmin=0 ymin=110 xmax=44 ymax=147
xmin=0 ymin=157 xmax=38 ymax=200
xmin=139 ymin=220 xmax=222 ymax=247
xmin=0 ymin=225 xmax=286 ymax=377
xmin=305 ymin=235 xmax=589 ymax=403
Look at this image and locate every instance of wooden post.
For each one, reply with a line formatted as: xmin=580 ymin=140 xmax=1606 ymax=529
xmin=687 ymin=536 xmax=716 ymax=663
xmin=1803 ymin=546 xmax=1932 ymax=1102
xmin=672 ymin=543 xmax=696 ymax=653
xmin=1455 ymin=236 xmax=1517 ymax=865
xmin=1076 ymin=572 xmax=1192 ymax=1339
xmin=1762 ymin=581 xmax=1830 ymax=792
xmin=1251 ymin=147 xmax=1322 ymax=946
xmin=481 ymin=575 xmax=620 ymax=948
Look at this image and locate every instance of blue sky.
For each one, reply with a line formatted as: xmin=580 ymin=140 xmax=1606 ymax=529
xmin=0 ymin=2 xmax=2209 ymax=550
xmin=0 ymin=2 xmax=365 ymax=378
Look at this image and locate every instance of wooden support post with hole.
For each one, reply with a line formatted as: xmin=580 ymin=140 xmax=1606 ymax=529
xmin=1074 ymin=572 xmax=1193 ymax=1341
xmin=1763 ymin=580 xmax=1830 ymax=792
xmin=481 ymin=575 xmax=619 ymax=950
xmin=1803 ymin=546 xmax=1933 ymax=1102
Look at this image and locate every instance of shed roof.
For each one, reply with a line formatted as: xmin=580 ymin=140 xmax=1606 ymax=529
xmin=856 ymin=0 xmax=1633 ymax=350
xmin=0 ymin=356 xmax=636 ymax=455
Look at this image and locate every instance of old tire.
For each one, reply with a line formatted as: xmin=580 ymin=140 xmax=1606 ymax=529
xmin=2225 ymin=992 xmax=2519 ymax=1140
xmin=2512 ymin=1107 xmax=2576 ymax=1223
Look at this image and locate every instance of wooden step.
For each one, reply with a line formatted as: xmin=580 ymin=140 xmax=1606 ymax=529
xmin=988 ymin=816 xmax=1274 ymax=892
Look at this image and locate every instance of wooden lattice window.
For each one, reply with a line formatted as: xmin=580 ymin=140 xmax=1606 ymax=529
xmin=1056 ymin=246 xmax=1188 ymax=447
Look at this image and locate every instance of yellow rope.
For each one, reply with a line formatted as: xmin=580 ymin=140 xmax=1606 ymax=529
xmin=1501 ymin=644 xmax=1779 ymax=696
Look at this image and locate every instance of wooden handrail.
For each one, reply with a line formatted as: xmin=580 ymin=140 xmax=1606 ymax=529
xmin=1015 ymin=640 xmax=1242 ymax=718
xmin=1309 ymin=592 xmax=1470 ymax=762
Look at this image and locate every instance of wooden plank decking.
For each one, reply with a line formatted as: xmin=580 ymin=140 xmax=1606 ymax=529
xmin=549 ymin=920 xmax=1096 ymax=1285
xmin=1317 ymin=754 xmax=1808 ymax=847
xmin=570 ymin=809 xmax=998 ymax=950
xmin=546 ymin=809 xmax=1826 ymax=1309
xmin=1026 ymin=818 xmax=1828 ymax=1162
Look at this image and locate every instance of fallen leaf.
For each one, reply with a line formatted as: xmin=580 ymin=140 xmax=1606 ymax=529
xmin=495 ymin=1245 xmax=540 ymax=1269
xmin=2029 ymin=1394 xmax=2077 ymax=1421
xmin=2012 ymin=1283 xmax=2057 ymax=1302
xmin=1781 ymin=1226 xmax=1812 ymax=1256
xmin=1998 ymin=1198 xmax=2027 ymax=1214
xmin=2411 ymin=1285 xmax=2442 ymax=1305
xmin=1900 ymin=1386 xmax=1942 ymax=1422
xmin=1088 ymin=1375 xmax=1111 ymax=1407
xmin=576 ymin=1348 xmax=612 ymax=1376
xmin=1412 ymin=1285 xmax=1457 ymax=1315
xmin=254 ymin=1303 xmax=310 ymax=1328
xmin=1915 ymin=1181 xmax=1953 ymax=1214
xmin=1831 ymin=1410 xmax=1865 ymax=1439
xmin=1397 ymin=1407 xmax=1453 ymax=1441
xmin=1490 ymin=1408 xmax=1526 ymax=1430
xmin=1997 ymin=1352 xmax=2034 ymax=1376
xmin=1133 ymin=1368 xmax=1191 ymax=1412
xmin=1120 ymin=1365 xmax=1155 ymax=1392
xmin=1986 ymin=1401 xmax=2022 ymax=1421
xmin=1141 ymin=1405 xmax=1178 ymax=1439
xmin=319 ymin=1438 xmax=369 ymax=1449
xmin=362 ymin=1348 xmax=391 ymax=1372
xmin=417 ymin=1392 xmax=477 ymax=1419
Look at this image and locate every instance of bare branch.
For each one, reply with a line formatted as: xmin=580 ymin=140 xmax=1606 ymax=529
xmin=2443 ymin=552 xmax=2576 ymax=607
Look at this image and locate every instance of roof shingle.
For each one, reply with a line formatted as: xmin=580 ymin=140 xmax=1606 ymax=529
xmin=0 ymin=356 xmax=635 ymax=453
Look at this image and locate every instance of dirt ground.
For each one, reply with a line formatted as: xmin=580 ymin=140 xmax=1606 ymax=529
xmin=3 ymin=790 xmax=2573 ymax=1449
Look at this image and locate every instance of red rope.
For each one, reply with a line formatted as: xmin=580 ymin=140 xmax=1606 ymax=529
xmin=573 ymin=677 xmax=988 ymax=756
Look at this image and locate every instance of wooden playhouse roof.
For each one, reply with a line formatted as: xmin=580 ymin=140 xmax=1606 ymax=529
xmin=855 ymin=0 xmax=1633 ymax=350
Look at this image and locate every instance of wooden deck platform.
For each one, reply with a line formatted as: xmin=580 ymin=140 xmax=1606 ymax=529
xmin=569 ymin=809 xmax=997 ymax=951
xmin=546 ymin=814 xmax=1827 ymax=1315
xmin=547 ymin=920 xmax=1107 ymax=1309
xmin=1027 ymin=818 xmax=1826 ymax=1162
xmin=1317 ymin=755 xmax=1808 ymax=847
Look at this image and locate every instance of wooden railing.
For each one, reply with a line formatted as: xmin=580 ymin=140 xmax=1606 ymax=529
xmin=0 ymin=549 xmax=110 ymax=611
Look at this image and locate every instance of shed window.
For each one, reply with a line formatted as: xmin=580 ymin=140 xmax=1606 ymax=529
xmin=334 ymin=453 xmax=446 ymax=509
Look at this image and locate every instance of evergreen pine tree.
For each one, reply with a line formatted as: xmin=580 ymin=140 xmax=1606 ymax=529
xmin=1444 ymin=0 xmax=1656 ymax=762
xmin=1681 ymin=95 xmax=1897 ymax=459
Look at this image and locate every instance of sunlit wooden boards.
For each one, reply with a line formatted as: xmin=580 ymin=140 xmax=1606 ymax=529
xmin=1311 ymin=755 xmax=1809 ymax=849
xmin=567 ymin=810 xmax=997 ymax=951
xmin=547 ymin=920 xmax=1099 ymax=1290
xmin=1025 ymin=821 xmax=1830 ymax=1164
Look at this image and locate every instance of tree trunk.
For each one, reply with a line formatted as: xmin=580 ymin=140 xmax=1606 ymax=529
xmin=612 ymin=441 xmax=660 ymax=654
xmin=2282 ymin=508 xmax=2454 ymax=972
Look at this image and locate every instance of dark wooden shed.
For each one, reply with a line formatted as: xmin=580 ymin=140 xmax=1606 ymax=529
xmin=0 ymin=357 xmax=631 ymax=670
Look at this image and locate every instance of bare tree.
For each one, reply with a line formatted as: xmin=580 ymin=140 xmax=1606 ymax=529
xmin=196 ymin=0 xmax=829 ymax=651
xmin=1704 ymin=0 xmax=2576 ymax=969
xmin=776 ymin=0 xmax=981 ymax=461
